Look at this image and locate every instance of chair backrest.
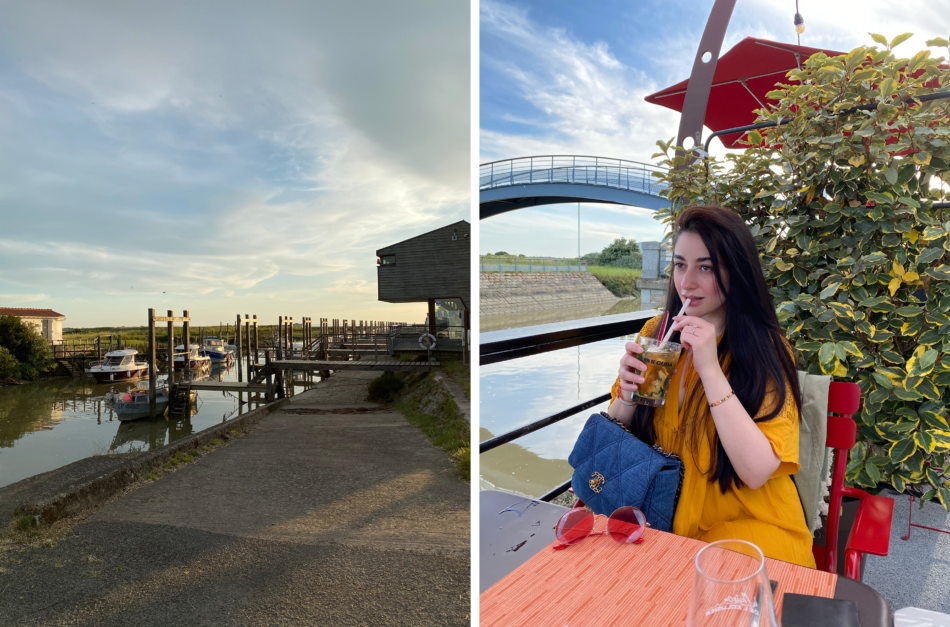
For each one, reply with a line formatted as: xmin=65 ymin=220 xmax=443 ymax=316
xmin=817 ymin=381 xmax=861 ymax=574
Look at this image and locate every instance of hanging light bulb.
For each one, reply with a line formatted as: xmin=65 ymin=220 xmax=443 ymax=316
xmin=794 ymin=12 xmax=805 ymax=34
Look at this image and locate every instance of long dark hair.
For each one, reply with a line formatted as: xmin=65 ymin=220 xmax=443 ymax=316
xmin=627 ymin=205 xmax=802 ymax=493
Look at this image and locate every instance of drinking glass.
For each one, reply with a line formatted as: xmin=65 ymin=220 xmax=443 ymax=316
xmin=686 ymin=540 xmax=779 ymax=627
xmin=627 ymin=336 xmax=682 ymax=406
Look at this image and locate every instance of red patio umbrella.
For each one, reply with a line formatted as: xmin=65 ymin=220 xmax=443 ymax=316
xmin=645 ymin=37 xmax=845 ymax=149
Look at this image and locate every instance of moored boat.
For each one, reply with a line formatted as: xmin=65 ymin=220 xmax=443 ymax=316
xmin=173 ymin=344 xmax=212 ymax=371
xmin=199 ymin=337 xmax=234 ymax=363
xmin=113 ymin=379 xmax=171 ymax=421
xmin=87 ymin=349 xmax=149 ymax=383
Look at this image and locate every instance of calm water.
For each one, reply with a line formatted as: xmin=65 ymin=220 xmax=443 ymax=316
xmin=0 ymin=364 xmax=319 ymax=488
xmin=479 ymin=335 xmax=635 ymax=497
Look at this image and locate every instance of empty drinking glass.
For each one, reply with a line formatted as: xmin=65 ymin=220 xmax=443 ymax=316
xmin=687 ymin=540 xmax=779 ymax=627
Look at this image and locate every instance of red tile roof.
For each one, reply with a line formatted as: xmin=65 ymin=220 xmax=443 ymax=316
xmin=0 ymin=307 xmax=65 ymax=319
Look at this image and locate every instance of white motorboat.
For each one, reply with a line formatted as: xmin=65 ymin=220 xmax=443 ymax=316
xmin=87 ymin=349 xmax=149 ymax=384
xmin=173 ymin=344 xmax=212 ymax=371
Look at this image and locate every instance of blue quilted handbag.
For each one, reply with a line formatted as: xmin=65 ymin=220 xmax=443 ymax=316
xmin=568 ymin=413 xmax=683 ymax=533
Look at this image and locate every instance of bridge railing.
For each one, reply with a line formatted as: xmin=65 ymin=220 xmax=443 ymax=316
xmin=479 ymin=155 xmax=668 ymax=197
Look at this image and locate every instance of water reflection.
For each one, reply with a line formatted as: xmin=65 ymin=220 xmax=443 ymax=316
xmin=0 ymin=360 xmax=321 ymax=488
xmin=480 ymin=297 xmax=641 ymax=333
xmin=479 ymin=335 xmax=635 ymax=497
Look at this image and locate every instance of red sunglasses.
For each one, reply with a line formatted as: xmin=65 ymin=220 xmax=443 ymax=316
xmin=552 ymin=506 xmax=647 ymax=550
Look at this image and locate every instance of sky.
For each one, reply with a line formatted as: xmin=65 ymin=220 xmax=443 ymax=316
xmin=0 ymin=0 xmax=469 ymax=328
xmin=480 ymin=0 xmax=950 ymax=259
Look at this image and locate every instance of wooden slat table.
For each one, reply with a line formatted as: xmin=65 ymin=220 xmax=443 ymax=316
xmin=480 ymin=490 xmax=893 ymax=627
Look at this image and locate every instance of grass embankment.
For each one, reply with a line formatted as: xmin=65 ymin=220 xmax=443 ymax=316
xmin=588 ymin=266 xmax=642 ymax=298
xmin=368 ymin=364 xmax=470 ymax=481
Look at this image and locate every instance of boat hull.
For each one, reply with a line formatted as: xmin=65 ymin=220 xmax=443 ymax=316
xmin=91 ymin=365 xmax=148 ymax=384
xmin=115 ymin=399 xmax=170 ymax=421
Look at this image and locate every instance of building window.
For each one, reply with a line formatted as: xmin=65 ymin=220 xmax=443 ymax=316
xmin=380 ymin=255 xmax=396 ymax=266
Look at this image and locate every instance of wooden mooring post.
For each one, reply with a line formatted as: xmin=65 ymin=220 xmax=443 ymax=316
xmin=148 ymin=309 xmax=157 ymax=418
xmin=252 ymin=316 xmax=259 ymax=366
xmin=166 ymin=310 xmax=174 ymax=392
xmin=182 ymin=311 xmax=190 ymax=382
xmin=236 ymin=314 xmax=243 ymax=383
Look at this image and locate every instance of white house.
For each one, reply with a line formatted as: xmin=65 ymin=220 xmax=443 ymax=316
xmin=0 ymin=308 xmax=65 ymax=343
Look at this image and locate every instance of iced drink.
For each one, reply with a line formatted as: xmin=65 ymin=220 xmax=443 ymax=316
xmin=629 ymin=336 xmax=683 ymax=407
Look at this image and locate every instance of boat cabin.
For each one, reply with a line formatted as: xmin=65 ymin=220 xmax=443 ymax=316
xmin=102 ymin=349 xmax=138 ymax=367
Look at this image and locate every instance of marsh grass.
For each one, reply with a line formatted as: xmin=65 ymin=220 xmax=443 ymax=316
xmin=589 ymin=265 xmax=642 ymax=297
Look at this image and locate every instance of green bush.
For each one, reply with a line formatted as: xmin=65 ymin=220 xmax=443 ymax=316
xmin=0 ymin=346 xmax=17 ymax=380
xmin=0 ymin=315 xmax=51 ymax=368
xmin=653 ymin=34 xmax=950 ymax=507
xmin=589 ymin=266 xmax=642 ymax=297
xmin=16 ymin=363 xmax=38 ymax=381
xmin=607 ymin=254 xmax=643 ymax=269
xmin=368 ymin=371 xmax=405 ymax=403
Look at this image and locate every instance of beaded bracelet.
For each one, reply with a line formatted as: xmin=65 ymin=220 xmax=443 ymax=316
xmin=709 ymin=390 xmax=735 ymax=408
xmin=615 ymin=394 xmax=635 ymax=406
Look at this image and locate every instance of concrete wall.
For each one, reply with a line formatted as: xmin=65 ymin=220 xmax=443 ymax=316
xmin=19 ymin=317 xmax=63 ymax=343
xmin=480 ymin=272 xmax=618 ymax=317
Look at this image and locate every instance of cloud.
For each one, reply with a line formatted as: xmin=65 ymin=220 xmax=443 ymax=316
xmin=480 ymin=0 xmax=679 ymax=163
xmin=0 ymin=293 xmax=49 ymax=304
xmin=0 ymin=1 xmax=470 ymax=326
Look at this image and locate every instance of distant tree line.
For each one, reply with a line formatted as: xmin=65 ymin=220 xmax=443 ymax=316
xmin=0 ymin=315 xmax=53 ymax=381
xmin=582 ymin=238 xmax=642 ymax=269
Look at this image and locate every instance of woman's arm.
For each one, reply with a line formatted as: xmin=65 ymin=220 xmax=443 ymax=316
xmin=669 ymin=315 xmax=780 ymax=490
xmin=606 ymin=341 xmax=648 ymax=428
xmin=697 ymin=367 xmax=780 ymax=490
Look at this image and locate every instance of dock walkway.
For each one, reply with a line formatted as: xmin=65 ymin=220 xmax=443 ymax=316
xmin=0 ymin=371 xmax=469 ymax=626
xmin=271 ymin=358 xmax=439 ymax=372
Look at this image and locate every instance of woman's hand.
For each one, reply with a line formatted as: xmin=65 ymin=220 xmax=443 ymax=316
xmin=618 ymin=341 xmax=680 ymax=393
xmin=669 ymin=315 xmax=721 ymax=378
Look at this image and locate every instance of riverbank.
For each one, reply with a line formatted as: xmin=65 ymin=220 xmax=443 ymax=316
xmin=0 ymin=370 xmax=470 ymax=626
xmin=480 ymin=271 xmax=620 ymax=318
xmin=480 ymin=297 xmax=640 ymax=333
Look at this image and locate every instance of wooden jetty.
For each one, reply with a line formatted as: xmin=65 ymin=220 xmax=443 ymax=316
xmin=270 ymin=359 xmax=439 ymax=373
xmin=189 ymin=381 xmax=267 ymax=392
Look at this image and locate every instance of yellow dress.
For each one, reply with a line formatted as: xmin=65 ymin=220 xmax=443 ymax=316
xmin=610 ymin=315 xmax=816 ymax=568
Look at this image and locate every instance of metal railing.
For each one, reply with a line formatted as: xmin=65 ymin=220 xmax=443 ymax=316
xmin=389 ymin=323 xmax=465 ymax=353
xmin=480 ymin=155 xmax=668 ymax=197
xmin=479 ymin=310 xmax=657 ymax=501
xmin=480 ymin=256 xmax=587 ymax=273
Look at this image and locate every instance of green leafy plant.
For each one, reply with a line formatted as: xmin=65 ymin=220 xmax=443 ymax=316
xmin=652 ymin=34 xmax=950 ymax=507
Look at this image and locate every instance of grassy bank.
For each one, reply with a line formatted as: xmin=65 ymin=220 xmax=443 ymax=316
xmin=589 ymin=266 xmax=642 ymax=298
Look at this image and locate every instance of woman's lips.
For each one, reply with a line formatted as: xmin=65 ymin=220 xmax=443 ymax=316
xmin=685 ymin=297 xmax=703 ymax=305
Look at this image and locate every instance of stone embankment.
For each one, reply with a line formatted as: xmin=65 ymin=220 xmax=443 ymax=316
xmin=480 ymin=272 xmax=618 ymax=317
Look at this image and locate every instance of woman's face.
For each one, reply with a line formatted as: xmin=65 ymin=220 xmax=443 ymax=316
xmin=672 ymin=231 xmax=728 ymax=324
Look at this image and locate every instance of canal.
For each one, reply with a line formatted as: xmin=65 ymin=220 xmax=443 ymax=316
xmin=480 ymin=301 xmax=645 ymax=498
xmin=0 ymin=364 xmax=319 ymax=489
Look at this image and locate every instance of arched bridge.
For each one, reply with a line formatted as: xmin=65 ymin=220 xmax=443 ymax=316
xmin=479 ymin=155 xmax=669 ymax=219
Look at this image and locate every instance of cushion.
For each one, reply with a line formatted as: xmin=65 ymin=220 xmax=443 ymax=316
xmin=792 ymin=371 xmax=832 ymax=534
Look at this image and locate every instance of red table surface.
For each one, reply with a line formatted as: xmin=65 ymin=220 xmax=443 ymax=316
xmin=480 ymin=527 xmax=837 ymax=627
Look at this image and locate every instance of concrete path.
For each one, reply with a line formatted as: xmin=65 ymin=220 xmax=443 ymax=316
xmin=0 ymin=372 xmax=470 ymax=626
xmin=864 ymin=493 xmax=950 ymax=614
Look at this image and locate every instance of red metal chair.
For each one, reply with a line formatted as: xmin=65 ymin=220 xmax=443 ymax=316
xmin=813 ymin=381 xmax=894 ymax=580
xmin=570 ymin=382 xmax=894 ymax=581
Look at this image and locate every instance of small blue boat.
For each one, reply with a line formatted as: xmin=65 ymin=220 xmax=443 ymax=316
xmin=200 ymin=337 xmax=235 ymax=363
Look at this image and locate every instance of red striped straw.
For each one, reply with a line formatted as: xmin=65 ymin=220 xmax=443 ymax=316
xmin=656 ymin=311 xmax=670 ymax=342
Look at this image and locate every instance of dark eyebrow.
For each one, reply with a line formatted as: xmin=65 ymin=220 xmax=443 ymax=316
xmin=673 ymin=255 xmax=712 ymax=262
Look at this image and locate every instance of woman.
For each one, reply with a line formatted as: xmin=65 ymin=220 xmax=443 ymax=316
xmin=607 ymin=205 xmax=814 ymax=568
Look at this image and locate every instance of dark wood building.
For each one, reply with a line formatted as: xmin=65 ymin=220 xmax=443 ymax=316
xmin=377 ymin=220 xmax=470 ymax=333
